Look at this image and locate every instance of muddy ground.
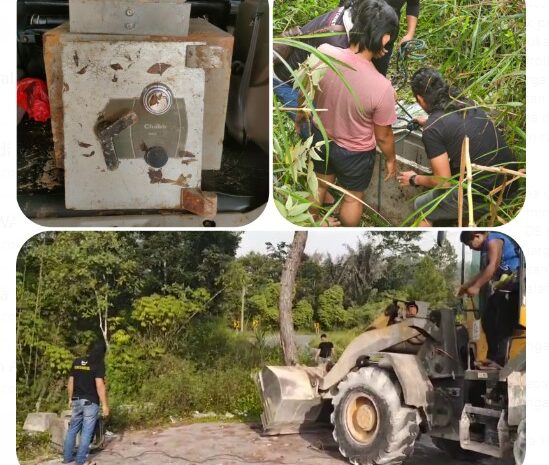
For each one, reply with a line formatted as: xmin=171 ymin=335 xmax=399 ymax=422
xmin=39 ymin=422 xmax=505 ymax=465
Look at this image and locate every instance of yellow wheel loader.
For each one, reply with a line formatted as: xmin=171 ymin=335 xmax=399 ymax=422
xmin=257 ymin=236 xmax=526 ymax=465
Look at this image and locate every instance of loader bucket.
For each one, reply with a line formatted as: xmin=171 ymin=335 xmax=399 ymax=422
xmin=256 ymin=365 xmax=327 ymax=435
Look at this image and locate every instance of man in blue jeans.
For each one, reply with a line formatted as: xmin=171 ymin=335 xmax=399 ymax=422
xmin=63 ymin=340 xmax=110 ymax=465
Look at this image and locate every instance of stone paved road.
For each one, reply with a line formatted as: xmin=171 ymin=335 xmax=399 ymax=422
xmin=39 ymin=422 xmax=507 ymax=465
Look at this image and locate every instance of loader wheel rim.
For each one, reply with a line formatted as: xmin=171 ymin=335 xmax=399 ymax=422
xmin=345 ymin=392 xmax=379 ymax=444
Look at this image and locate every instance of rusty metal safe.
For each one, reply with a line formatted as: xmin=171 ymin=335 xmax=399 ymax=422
xmin=44 ymin=1 xmax=233 ymax=214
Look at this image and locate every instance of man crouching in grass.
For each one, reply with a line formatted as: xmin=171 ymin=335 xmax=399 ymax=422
xmin=302 ymin=0 xmax=399 ymax=226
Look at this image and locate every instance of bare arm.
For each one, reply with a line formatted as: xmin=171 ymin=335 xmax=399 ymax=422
xmin=459 ymin=240 xmax=503 ymax=296
xmin=404 ymin=15 xmax=418 ymax=40
xmin=374 ymin=124 xmax=397 ymax=180
xmin=95 ymin=378 xmax=110 ymax=417
xmin=67 ymin=376 xmax=74 ymax=408
xmin=398 ymin=153 xmax=452 ymax=188
xmin=417 ymin=153 xmax=452 ymax=187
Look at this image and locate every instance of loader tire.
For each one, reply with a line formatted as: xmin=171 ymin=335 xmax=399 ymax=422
xmin=513 ymin=419 xmax=526 ymax=465
xmin=431 ymin=437 xmax=484 ymax=461
xmin=331 ymin=366 xmax=419 ymax=465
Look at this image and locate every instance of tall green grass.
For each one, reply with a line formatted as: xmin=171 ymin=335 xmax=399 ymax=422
xmin=272 ymin=0 xmax=526 ymax=226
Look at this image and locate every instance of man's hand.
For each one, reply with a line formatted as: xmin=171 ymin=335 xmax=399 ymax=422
xmin=414 ymin=116 xmax=427 ymax=127
xmin=102 ymin=405 xmax=110 ymax=417
xmin=397 ymin=170 xmax=417 ymax=186
xmin=399 ymin=34 xmax=414 ymax=48
xmin=458 ymin=285 xmax=480 ymax=297
xmin=384 ymin=159 xmax=397 ymax=180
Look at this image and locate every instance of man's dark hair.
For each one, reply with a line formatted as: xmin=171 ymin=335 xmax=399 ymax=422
xmin=321 ymin=333 xmax=327 ymax=338
xmin=411 ymin=67 xmax=473 ymax=114
xmin=87 ymin=339 xmax=107 ymax=366
xmin=349 ymin=0 xmax=398 ymax=53
xmin=460 ymin=231 xmax=487 ymax=244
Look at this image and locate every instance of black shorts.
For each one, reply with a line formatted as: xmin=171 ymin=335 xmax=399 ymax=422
xmin=311 ymin=127 xmax=376 ymax=192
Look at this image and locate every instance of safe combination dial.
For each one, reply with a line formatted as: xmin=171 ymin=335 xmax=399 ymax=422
xmin=142 ymin=83 xmax=173 ymax=116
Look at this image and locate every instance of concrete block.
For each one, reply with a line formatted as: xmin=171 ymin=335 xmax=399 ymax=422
xmin=23 ymin=412 xmax=59 ymax=433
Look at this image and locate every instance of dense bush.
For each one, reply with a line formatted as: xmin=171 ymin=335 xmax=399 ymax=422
xmin=318 ymin=285 xmax=351 ymax=329
xmin=16 ymin=427 xmax=53 ymax=462
xmin=273 ymin=0 xmax=525 ymax=226
xmin=293 ymin=299 xmax=314 ymax=329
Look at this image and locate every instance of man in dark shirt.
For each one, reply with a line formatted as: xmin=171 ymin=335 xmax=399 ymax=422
xmin=63 ymin=340 xmax=110 ymax=465
xmin=397 ymin=67 xmax=518 ymax=226
xmin=274 ymin=0 xmax=420 ymax=117
xmin=459 ymin=231 xmax=521 ymax=368
xmin=315 ymin=333 xmax=335 ymax=365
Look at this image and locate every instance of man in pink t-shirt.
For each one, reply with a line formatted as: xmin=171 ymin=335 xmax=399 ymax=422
xmin=306 ymin=0 xmax=399 ymax=226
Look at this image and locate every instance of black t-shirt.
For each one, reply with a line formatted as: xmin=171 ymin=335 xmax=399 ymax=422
xmin=318 ymin=341 xmax=334 ymax=358
xmin=422 ymin=108 xmax=517 ymax=194
xmin=71 ymin=357 xmax=105 ymax=405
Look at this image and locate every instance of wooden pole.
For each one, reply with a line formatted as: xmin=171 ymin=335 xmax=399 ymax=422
xmin=464 ymin=137 xmax=476 ymax=227
xmin=457 ymin=137 xmax=467 ymax=227
xmin=471 ymin=164 xmax=525 ymax=178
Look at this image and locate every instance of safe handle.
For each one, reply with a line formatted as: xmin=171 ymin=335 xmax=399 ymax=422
xmin=96 ymin=112 xmax=138 ymax=170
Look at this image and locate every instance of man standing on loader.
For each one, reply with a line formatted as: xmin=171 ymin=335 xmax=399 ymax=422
xmin=63 ymin=339 xmax=110 ymax=465
xmin=459 ymin=231 xmax=521 ymax=369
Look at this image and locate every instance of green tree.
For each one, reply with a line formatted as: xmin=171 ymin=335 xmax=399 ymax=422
xmin=332 ymin=240 xmax=386 ymax=306
xmin=132 ymin=288 xmax=210 ymax=349
xmin=137 ymin=232 xmax=242 ymax=295
xmin=407 ymin=256 xmax=450 ymax=307
xmin=247 ymin=283 xmax=281 ymax=327
xmin=38 ymin=232 xmax=142 ymax=344
xmin=293 ymin=299 xmax=313 ymax=330
xmin=219 ymin=261 xmax=252 ymax=331
xmin=318 ymin=285 xmax=349 ymax=329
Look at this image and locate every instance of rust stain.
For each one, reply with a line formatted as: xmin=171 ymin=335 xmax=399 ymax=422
xmin=140 ymin=141 xmax=148 ymax=152
xmin=179 ymin=150 xmax=196 ymax=158
xmin=148 ymin=168 xmax=189 ymax=186
xmin=73 ymin=51 xmax=79 ymax=67
xmin=147 ymin=63 xmax=172 ymax=76
xmin=110 ymin=63 xmax=123 ymax=71
xmin=112 ymin=75 xmax=118 ymax=83
xmin=181 ymin=159 xmax=197 ymax=166
xmin=78 ymin=141 xmax=92 ymax=148
xmin=63 ymin=82 xmax=69 ymax=92
xmin=172 ymin=174 xmax=190 ymax=187
xmin=82 ymin=151 xmax=95 ymax=157
xmin=148 ymin=168 xmax=164 ymax=184
xmin=77 ymin=65 xmax=88 ymax=75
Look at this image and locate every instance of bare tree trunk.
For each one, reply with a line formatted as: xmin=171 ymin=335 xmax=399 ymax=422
xmin=240 ymin=286 xmax=246 ymax=333
xmin=279 ymin=231 xmax=308 ymax=366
